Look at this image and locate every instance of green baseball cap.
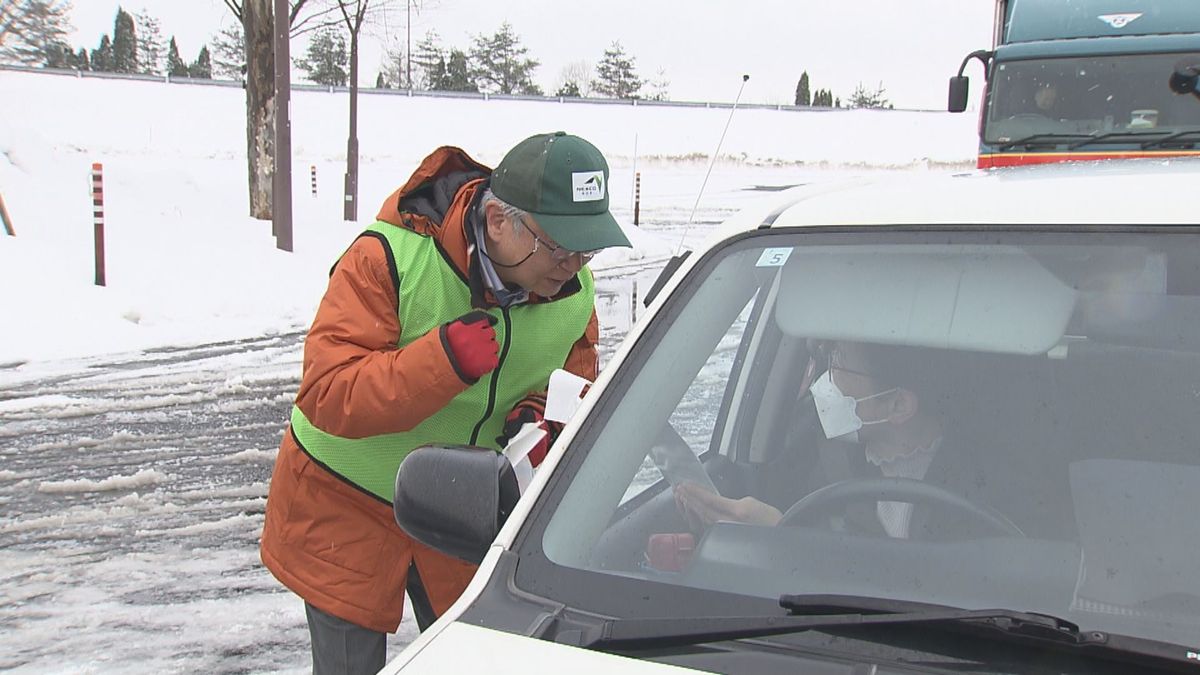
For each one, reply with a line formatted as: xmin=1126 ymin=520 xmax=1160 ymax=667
xmin=490 ymin=132 xmax=632 ymax=251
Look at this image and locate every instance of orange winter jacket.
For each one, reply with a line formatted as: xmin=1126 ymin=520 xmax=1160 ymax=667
xmin=260 ymin=146 xmax=599 ymax=633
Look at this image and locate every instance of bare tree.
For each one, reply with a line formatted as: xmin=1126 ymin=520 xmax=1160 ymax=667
xmin=328 ymin=0 xmax=401 ymax=220
xmin=554 ymin=60 xmax=593 ymax=98
xmin=0 ymin=0 xmax=73 ymax=66
xmin=222 ymin=0 xmax=312 ymax=220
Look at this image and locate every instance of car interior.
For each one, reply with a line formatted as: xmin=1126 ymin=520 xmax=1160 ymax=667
xmin=552 ymin=233 xmax=1200 ymax=644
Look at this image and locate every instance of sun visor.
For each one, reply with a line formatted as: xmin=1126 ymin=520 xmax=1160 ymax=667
xmin=775 ymin=245 xmax=1077 ymax=355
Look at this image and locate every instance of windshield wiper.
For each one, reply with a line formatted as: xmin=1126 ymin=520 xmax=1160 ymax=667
xmin=996 ymin=133 xmax=1094 ymax=151
xmin=577 ymin=593 xmax=1200 ymax=671
xmin=1139 ymin=129 xmax=1200 ymax=150
xmin=1070 ymin=127 xmax=1200 ymax=150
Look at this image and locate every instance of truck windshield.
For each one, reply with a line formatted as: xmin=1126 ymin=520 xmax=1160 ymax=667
xmin=984 ymin=53 xmax=1200 ymax=145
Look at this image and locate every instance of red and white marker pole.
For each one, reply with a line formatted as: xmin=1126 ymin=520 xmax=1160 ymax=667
xmin=634 ymin=171 xmax=641 ymax=227
xmin=92 ymin=162 xmax=106 ymax=286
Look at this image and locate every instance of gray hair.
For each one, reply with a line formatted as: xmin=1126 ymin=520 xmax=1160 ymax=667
xmin=479 ymin=188 xmax=528 ymax=232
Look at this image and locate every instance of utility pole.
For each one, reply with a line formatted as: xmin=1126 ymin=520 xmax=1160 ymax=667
xmin=272 ymin=0 xmax=293 ymax=250
xmin=406 ymin=0 xmax=412 ymax=89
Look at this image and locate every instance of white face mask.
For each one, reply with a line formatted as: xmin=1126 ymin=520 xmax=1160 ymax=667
xmin=809 ymin=370 xmax=897 ymax=442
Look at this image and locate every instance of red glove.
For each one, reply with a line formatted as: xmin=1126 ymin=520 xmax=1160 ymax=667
xmin=441 ymin=311 xmax=499 ymax=382
xmin=496 ymin=393 xmax=564 ymax=467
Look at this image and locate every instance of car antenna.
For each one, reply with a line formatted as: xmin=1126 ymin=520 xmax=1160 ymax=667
xmin=677 ymin=74 xmax=750 ymax=255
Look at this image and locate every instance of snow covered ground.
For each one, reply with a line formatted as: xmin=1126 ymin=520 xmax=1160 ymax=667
xmin=0 ymin=68 xmax=978 ymax=673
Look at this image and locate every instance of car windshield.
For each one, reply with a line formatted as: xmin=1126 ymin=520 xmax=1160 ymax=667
xmin=523 ymin=228 xmax=1200 ymax=650
xmin=983 ymin=53 xmax=1200 ymax=146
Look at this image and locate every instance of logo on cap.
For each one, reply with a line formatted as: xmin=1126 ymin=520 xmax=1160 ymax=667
xmin=571 ymin=171 xmax=605 ymax=202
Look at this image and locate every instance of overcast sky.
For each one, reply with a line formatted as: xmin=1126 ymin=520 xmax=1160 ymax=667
xmin=67 ymin=0 xmax=995 ymax=110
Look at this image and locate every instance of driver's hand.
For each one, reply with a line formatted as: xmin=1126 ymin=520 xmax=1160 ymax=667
xmin=673 ymin=482 xmax=783 ymax=529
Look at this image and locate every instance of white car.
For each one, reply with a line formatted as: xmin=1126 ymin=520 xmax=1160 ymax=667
xmin=384 ymin=160 xmax=1200 ymax=674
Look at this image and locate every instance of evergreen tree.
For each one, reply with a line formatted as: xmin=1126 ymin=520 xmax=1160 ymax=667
xmin=134 ymin=10 xmax=165 ymax=75
xmin=0 ymin=0 xmax=73 ymax=66
xmin=422 ymin=56 xmax=449 ymax=90
xmin=645 ymin=66 xmax=669 ymax=101
xmin=375 ymin=71 xmax=385 ymax=88
xmin=555 ymin=80 xmax=581 ymax=97
xmin=468 ymin=22 xmax=540 ymax=95
xmin=410 ymin=30 xmax=445 ymax=89
xmin=75 ymin=46 xmax=89 ymax=71
xmin=592 ymin=41 xmax=642 ymax=99
xmin=210 ymin=23 xmax=245 ymax=80
xmin=189 ymin=45 xmax=212 ymax=79
xmin=91 ymin=34 xmax=113 ymax=72
xmin=40 ymin=39 xmax=73 ymax=68
xmin=849 ymin=81 xmax=890 ymax=109
xmin=795 ymin=71 xmax=810 ymax=106
xmin=296 ymin=26 xmax=347 ymax=87
xmin=165 ymin=36 xmax=187 ymax=77
xmin=110 ymin=7 xmax=138 ymax=73
xmin=444 ymin=49 xmax=477 ymax=92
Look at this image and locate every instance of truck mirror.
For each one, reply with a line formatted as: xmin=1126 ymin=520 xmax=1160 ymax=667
xmin=1169 ymin=60 xmax=1200 ymax=98
xmin=948 ymin=76 xmax=970 ymax=113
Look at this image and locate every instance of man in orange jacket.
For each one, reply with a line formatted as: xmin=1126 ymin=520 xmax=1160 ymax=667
xmin=260 ymin=132 xmax=631 ymax=674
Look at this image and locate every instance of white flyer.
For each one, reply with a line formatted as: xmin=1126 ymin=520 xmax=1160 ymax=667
xmin=544 ymin=369 xmax=592 ymax=423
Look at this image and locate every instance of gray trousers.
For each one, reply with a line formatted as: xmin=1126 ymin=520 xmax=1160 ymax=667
xmin=305 ymin=602 xmax=386 ymax=675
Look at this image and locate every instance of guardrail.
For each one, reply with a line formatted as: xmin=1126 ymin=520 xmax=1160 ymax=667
xmin=0 ymin=63 xmax=948 ymax=114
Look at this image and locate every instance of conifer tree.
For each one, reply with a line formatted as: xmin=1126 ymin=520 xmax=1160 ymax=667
xmin=444 ymin=49 xmax=477 ymax=92
xmin=849 ymin=81 xmax=890 ymax=109
xmin=296 ymin=26 xmax=347 ymax=86
xmin=555 ymin=80 xmax=581 ymax=97
xmin=795 ymin=71 xmax=810 ymax=106
xmin=189 ymin=46 xmax=212 ymax=78
xmin=592 ymin=41 xmax=642 ymax=99
xmin=110 ymin=7 xmax=138 ymax=73
xmin=468 ymin=22 xmax=540 ymax=95
xmin=210 ymin=23 xmax=245 ymax=79
xmin=40 ymin=39 xmax=73 ymax=68
xmin=134 ymin=10 xmax=165 ymax=75
xmin=166 ymin=37 xmax=187 ymax=77
xmin=91 ymin=34 xmax=114 ymax=72
xmin=75 ymin=47 xmax=89 ymax=70
xmin=409 ymin=30 xmax=445 ymax=89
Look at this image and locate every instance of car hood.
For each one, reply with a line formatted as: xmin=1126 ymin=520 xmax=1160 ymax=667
xmin=385 ymin=621 xmax=700 ymax=673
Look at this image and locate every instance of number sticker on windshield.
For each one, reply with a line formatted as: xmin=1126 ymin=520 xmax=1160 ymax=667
xmin=756 ymin=247 xmax=792 ymax=267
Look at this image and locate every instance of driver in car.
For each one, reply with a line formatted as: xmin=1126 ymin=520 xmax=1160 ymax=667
xmin=674 ymin=340 xmax=958 ymax=538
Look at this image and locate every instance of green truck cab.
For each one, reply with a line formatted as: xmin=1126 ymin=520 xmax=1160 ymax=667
xmin=949 ymin=0 xmax=1200 ymax=168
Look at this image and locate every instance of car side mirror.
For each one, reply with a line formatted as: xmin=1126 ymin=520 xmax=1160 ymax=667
xmin=948 ymin=76 xmax=970 ymax=113
xmin=393 ymin=445 xmax=521 ymax=564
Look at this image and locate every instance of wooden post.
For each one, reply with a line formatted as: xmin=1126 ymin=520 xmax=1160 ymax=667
xmin=0 ymin=191 xmax=14 ymax=236
xmin=633 ymin=171 xmax=641 ymax=227
xmin=91 ymin=163 xmax=106 ymax=286
xmin=311 ymin=165 xmax=317 ymax=197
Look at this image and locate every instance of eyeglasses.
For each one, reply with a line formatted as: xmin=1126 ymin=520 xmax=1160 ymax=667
xmin=517 ymin=217 xmax=600 ymax=264
xmin=799 ymin=340 xmax=878 ymax=391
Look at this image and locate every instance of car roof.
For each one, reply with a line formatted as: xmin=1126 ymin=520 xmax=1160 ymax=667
xmin=708 ymin=158 xmax=1200 ymax=245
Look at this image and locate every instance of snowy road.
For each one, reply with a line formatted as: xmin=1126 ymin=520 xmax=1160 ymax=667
xmin=0 ymin=259 xmax=673 ymax=674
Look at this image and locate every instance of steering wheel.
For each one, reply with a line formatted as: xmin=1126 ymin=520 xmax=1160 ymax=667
xmin=778 ymin=477 xmax=1024 ymax=537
